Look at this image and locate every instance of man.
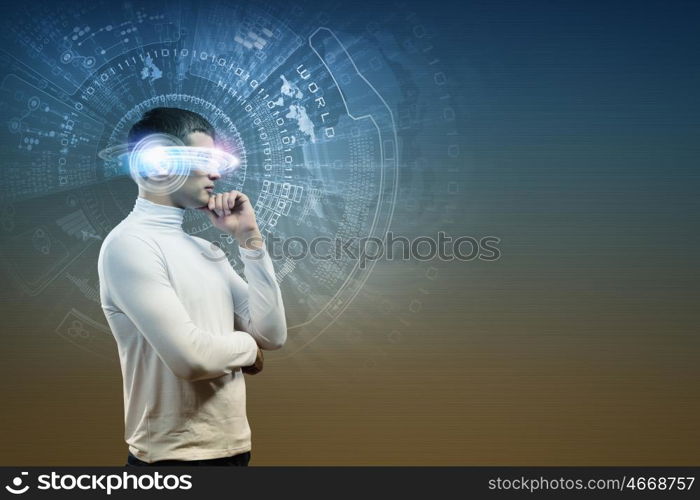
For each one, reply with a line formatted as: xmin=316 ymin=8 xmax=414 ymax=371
xmin=97 ymin=107 xmax=287 ymax=466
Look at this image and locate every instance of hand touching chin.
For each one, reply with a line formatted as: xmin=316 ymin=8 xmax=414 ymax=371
xmin=198 ymin=190 xmax=263 ymax=250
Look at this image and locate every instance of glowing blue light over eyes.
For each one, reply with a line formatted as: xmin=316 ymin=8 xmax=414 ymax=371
xmin=129 ymin=146 xmax=240 ymax=177
xmin=141 ymin=147 xmax=167 ymax=168
xmin=98 ymin=133 xmax=241 ymax=195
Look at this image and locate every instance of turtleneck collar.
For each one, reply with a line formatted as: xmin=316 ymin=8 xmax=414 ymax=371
xmin=131 ymin=197 xmax=185 ymax=228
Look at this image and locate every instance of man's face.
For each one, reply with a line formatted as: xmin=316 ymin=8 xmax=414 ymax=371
xmin=169 ymin=131 xmax=220 ymax=209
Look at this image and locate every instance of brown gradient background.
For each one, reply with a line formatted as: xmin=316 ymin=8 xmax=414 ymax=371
xmin=1 ymin=177 xmax=698 ymax=465
xmin=1 ymin=0 xmax=699 ymax=465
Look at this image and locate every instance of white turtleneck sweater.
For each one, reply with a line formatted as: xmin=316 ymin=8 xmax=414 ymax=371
xmin=97 ymin=196 xmax=287 ymax=463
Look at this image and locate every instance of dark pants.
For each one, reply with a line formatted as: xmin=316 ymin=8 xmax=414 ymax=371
xmin=125 ymin=450 xmax=251 ymax=467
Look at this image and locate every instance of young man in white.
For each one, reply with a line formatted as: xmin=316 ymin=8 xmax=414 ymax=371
xmin=98 ymin=108 xmax=287 ymax=466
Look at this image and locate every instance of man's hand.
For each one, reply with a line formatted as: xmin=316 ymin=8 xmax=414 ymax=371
xmin=242 ymin=347 xmax=264 ymax=375
xmin=197 ymin=190 xmax=263 ymax=250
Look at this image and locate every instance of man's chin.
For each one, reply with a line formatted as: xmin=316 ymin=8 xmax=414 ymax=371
xmin=196 ymin=194 xmax=211 ymax=209
xmin=175 ymin=196 xmax=209 ymax=210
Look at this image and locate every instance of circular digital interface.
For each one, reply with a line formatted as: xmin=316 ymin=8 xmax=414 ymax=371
xmin=0 ymin=1 xmax=463 ymax=363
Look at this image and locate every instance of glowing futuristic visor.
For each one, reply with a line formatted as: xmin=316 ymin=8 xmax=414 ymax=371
xmin=99 ymin=133 xmax=241 ymax=195
xmin=128 ymin=145 xmax=239 ymax=177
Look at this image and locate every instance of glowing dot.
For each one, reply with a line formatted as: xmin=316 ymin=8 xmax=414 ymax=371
xmin=13 ymin=478 xmax=21 ymax=486
xmin=139 ymin=147 xmax=171 ymax=176
xmin=101 ymin=50 xmax=106 ymax=55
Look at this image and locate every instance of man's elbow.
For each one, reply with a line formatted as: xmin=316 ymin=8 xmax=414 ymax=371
xmin=169 ymin=361 xmax=207 ymax=382
xmin=180 ymin=364 xmax=215 ymax=382
xmin=167 ymin=354 xmax=221 ymax=382
xmin=260 ymin=327 xmax=287 ymax=350
xmin=262 ymin=339 xmax=285 ymax=351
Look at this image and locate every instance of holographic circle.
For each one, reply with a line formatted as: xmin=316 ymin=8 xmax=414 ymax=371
xmin=99 ymin=132 xmax=241 ymax=196
xmin=27 ymin=96 xmax=40 ymax=110
xmin=128 ymin=133 xmax=189 ymax=195
xmin=8 ymin=118 xmax=20 ymax=133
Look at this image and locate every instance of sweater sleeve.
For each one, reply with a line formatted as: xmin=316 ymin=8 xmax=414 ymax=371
xmin=229 ymin=242 xmax=288 ymax=350
xmin=100 ymin=233 xmax=259 ymax=381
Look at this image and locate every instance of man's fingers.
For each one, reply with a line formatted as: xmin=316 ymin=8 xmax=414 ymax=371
xmin=227 ymin=190 xmax=238 ymax=211
xmin=214 ymin=193 xmax=224 ymax=216
xmin=243 ymin=348 xmax=263 ymax=375
xmin=236 ymin=191 xmax=249 ymax=206
xmin=222 ymin=192 xmax=232 ymax=215
xmin=205 ymin=190 xmax=251 ymax=219
xmin=208 ymin=194 xmax=216 ymax=213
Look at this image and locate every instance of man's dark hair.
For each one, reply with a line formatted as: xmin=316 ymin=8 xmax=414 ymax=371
xmin=127 ymin=107 xmax=216 ymax=150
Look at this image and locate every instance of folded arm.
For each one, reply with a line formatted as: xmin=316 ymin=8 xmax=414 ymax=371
xmin=100 ymin=234 xmax=258 ymax=381
xmin=229 ymin=243 xmax=288 ymax=350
